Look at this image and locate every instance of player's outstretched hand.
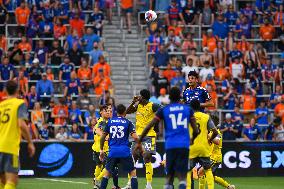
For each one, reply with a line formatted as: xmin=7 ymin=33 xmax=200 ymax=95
xmin=99 ymin=150 xmax=105 ymax=161
xmin=28 ymin=142 xmax=36 ymax=157
xmin=133 ymin=96 xmax=141 ymax=103
xmin=133 ymin=142 xmax=144 ymax=157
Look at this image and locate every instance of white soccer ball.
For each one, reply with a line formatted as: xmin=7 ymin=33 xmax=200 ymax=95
xmin=145 ymin=10 xmax=157 ymax=22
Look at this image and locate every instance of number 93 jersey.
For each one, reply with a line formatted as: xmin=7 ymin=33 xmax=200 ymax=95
xmin=155 ymin=103 xmax=194 ymax=150
xmin=104 ymin=116 xmax=136 ymax=158
xmin=0 ymin=98 xmax=28 ymax=156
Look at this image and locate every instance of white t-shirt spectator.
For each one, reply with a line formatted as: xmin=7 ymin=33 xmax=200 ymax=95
xmin=165 ymin=36 xmax=181 ymax=52
xmin=199 ymin=67 xmax=214 ymax=81
xmin=231 ymin=62 xmax=244 ymax=78
xmin=158 ymin=95 xmax=170 ymax=105
xmin=56 ymin=132 xmax=68 ymax=141
xmin=182 ymin=66 xmax=199 ymax=81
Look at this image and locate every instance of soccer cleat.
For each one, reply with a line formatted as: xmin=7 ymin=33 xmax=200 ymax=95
xmin=121 ymin=182 xmax=131 ymax=189
xmin=228 ymin=185 xmax=235 ymax=189
xmin=145 ymin=184 xmax=152 ymax=189
xmin=94 ymin=180 xmax=101 ymax=188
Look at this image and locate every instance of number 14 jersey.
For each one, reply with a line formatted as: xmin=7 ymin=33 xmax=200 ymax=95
xmin=104 ymin=116 xmax=136 ymax=158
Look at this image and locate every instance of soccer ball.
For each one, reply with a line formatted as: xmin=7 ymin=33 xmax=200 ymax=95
xmin=145 ymin=10 xmax=157 ymax=22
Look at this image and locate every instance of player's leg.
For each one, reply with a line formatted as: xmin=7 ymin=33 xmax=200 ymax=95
xmin=3 ymin=173 xmax=17 ymax=189
xmin=100 ymin=157 xmax=116 ymax=189
xmin=93 ymin=152 xmax=103 ymax=188
xmin=126 ymin=10 xmax=132 ymax=33
xmin=123 ymin=156 xmax=138 ymax=189
xmin=197 ymin=167 xmax=206 ymax=189
xmin=211 ymin=163 xmax=235 ymax=189
xmin=164 ymin=149 xmax=175 ymax=189
xmin=175 ymin=149 xmax=189 ymax=189
xmin=2 ymin=153 xmax=19 ymax=189
xmin=143 ymin=137 xmax=156 ymax=189
xmin=186 ymin=158 xmax=197 ymax=189
xmin=200 ymin=158 xmax=214 ymax=189
xmin=112 ymin=166 xmax=119 ymax=189
xmin=0 ymin=174 xmax=5 ymax=189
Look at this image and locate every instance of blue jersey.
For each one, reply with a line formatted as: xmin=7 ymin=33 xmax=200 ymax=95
xmin=104 ymin=116 xmax=136 ymax=158
xmin=182 ymin=86 xmax=211 ymax=112
xmin=0 ymin=64 xmax=14 ymax=80
xmin=155 ymin=103 xmax=194 ymax=150
xmin=59 ymin=63 xmax=75 ymax=80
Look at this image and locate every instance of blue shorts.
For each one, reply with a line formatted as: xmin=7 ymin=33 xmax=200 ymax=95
xmin=166 ymin=148 xmax=189 ymax=175
xmin=105 ymin=156 xmax=135 ymax=174
xmin=122 ymin=7 xmax=133 ymax=13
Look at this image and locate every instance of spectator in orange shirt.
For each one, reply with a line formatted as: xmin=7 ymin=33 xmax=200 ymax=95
xmin=201 ymin=74 xmax=217 ymax=91
xmin=240 ymin=87 xmax=256 ymax=117
xmin=52 ymin=97 xmax=69 ymax=127
xmin=274 ymin=4 xmax=284 ymax=26
xmin=31 ymin=102 xmax=45 ymax=130
xmin=93 ymin=69 xmax=113 ymax=95
xmin=18 ymin=36 xmax=32 ymax=52
xmin=78 ymin=58 xmax=92 ymax=88
xmin=202 ymin=29 xmax=218 ymax=53
xmin=92 ymin=55 xmax=111 ymax=78
xmin=259 ymin=19 xmax=276 ymax=52
xmin=168 ymin=19 xmax=183 ymax=38
xmin=54 ymin=19 xmax=67 ymax=39
xmin=274 ymin=96 xmax=284 ymax=124
xmin=69 ymin=13 xmax=85 ymax=38
xmin=15 ymin=2 xmax=30 ymax=25
xmin=163 ymin=64 xmax=176 ymax=82
xmin=14 ymin=70 xmax=28 ymax=96
xmin=0 ymin=34 xmax=7 ymax=51
xmin=121 ymin=0 xmax=133 ymax=33
xmin=206 ymin=84 xmax=217 ymax=111
xmin=215 ymin=64 xmax=229 ymax=81
xmin=46 ymin=67 xmax=54 ymax=81
xmin=237 ymin=34 xmax=250 ymax=53
xmin=181 ymin=33 xmax=197 ymax=53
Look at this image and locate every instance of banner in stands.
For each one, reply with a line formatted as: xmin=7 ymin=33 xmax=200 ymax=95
xmin=19 ymin=141 xmax=284 ymax=177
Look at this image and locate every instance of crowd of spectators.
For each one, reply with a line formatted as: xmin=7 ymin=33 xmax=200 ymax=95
xmin=0 ymin=0 xmax=124 ymax=141
xmin=146 ymin=0 xmax=284 ymax=141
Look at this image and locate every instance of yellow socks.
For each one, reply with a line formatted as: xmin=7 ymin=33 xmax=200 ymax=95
xmin=186 ymin=171 xmax=192 ymax=189
xmin=145 ymin=162 xmax=153 ymax=184
xmin=4 ymin=182 xmax=16 ymax=189
xmin=214 ymin=176 xmax=230 ymax=188
xmin=199 ymin=175 xmax=206 ymax=189
xmin=94 ymin=165 xmax=102 ymax=178
xmin=204 ymin=169 xmax=214 ymax=189
xmin=97 ymin=168 xmax=107 ymax=181
xmin=0 ymin=183 xmax=4 ymax=189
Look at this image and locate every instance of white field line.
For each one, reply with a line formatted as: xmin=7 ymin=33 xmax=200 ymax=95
xmin=35 ymin=178 xmax=89 ymax=185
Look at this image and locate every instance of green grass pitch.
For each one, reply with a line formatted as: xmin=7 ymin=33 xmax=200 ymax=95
xmin=18 ymin=177 xmax=284 ymax=189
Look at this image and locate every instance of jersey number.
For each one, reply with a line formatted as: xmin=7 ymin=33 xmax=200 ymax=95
xmin=0 ymin=109 xmax=10 ymax=124
xmin=169 ymin=113 xmax=188 ymax=129
xmin=110 ymin=126 xmax=125 ymax=139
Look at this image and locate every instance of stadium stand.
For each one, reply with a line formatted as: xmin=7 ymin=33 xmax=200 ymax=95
xmin=0 ymin=0 xmax=283 ymax=142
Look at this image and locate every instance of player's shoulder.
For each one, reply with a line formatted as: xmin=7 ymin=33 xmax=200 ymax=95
xmin=196 ymin=86 xmax=208 ymax=92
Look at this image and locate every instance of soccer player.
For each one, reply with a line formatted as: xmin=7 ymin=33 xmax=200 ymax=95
xmin=198 ymin=115 xmax=235 ymax=189
xmin=92 ymin=105 xmax=120 ymax=189
xmin=124 ymin=89 xmax=160 ymax=189
xmin=183 ymin=71 xmax=214 ymax=112
xmin=99 ymin=104 xmax=139 ymax=189
xmin=187 ymin=99 xmax=218 ymax=189
xmin=136 ymin=87 xmax=200 ymax=189
xmin=0 ymin=80 xmax=35 ymax=189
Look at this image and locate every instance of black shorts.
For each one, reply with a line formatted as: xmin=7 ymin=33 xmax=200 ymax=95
xmin=105 ymin=156 xmax=135 ymax=174
xmin=0 ymin=152 xmax=19 ymax=174
xmin=211 ymin=162 xmax=221 ymax=175
xmin=166 ymin=148 xmax=189 ymax=175
xmin=93 ymin=152 xmax=107 ymax=165
xmin=131 ymin=136 xmax=156 ymax=155
xmin=190 ymin=157 xmax=212 ymax=170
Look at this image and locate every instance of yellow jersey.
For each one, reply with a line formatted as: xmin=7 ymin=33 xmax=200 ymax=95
xmin=210 ymin=129 xmax=223 ymax=163
xmin=136 ymin=102 xmax=156 ymax=137
xmin=190 ymin=112 xmax=212 ymax=159
xmin=0 ymin=98 xmax=26 ymax=156
xmin=92 ymin=117 xmax=109 ymax=152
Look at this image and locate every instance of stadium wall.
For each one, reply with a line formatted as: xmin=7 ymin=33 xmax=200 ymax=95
xmin=19 ymin=142 xmax=284 ymax=177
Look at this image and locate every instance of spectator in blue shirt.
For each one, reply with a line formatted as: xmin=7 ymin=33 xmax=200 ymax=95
xmin=255 ymin=101 xmax=269 ymax=125
xmin=240 ymin=3 xmax=256 ymax=21
xmin=81 ymin=27 xmax=101 ymax=52
xmin=220 ymin=113 xmax=238 ymax=140
xmin=64 ymin=30 xmax=81 ymax=51
xmin=26 ymin=85 xmax=38 ymax=110
xmin=36 ymin=73 xmax=54 ymax=106
xmin=89 ymin=7 xmax=104 ymax=36
xmin=39 ymin=123 xmax=50 ymax=140
xmin=155 ymin=0 xmax=170 ymax=11
xmin=256 ymin=0 xmax=270 ymax=12
xmin=212 ymin=14 xmax=229 ymax=39
xmin=170 ymin=70 xmax=186 ymax=91
xmin=228 ymin=43 xmax=243 ymax=63
xmin=231 ymin=106 xmax=244 ymax=138
xmin=64 ymin=71 xmax=81 ymax=97
xmin=68 ymin=123 xmax=83 ymax=141
xmin=39 ymin=20 xmax=54 ymax=38
xmin=59 ymin=56 xmax=75 ymax=81
xmin=148 ymin=31 xmax=164 ymax=52
xmin=26 ymin=16 xmax=39 ymax=39
xmin=89 ymin=42 xmax=103 ymax=66
xmin=235 ymin=16 xmax=252 ymax=39
xmin=54 ymin=1 xmax=69 ymax=24
xmin=42 ymin=3 xmax=55 ymax=22
xmin=224 ymin=5 xmax=238 ymax=25
xmin=69 ymin=101 xmax=84 ymax=126
xmin=166 ymin=0 xmax=185 ymax=25
xmin=223 ymin=87 xmax=239 ymax=110
xmin=34 ymin=40 xmax=49 ymax=65
xmin=270 ymin=85 xmax=282 ymax=109
xmin=243 ymin=118 xmax=261 ymax=141
xmin=0 ymin=57 xmax=14 ymax=81
xmin=153 ymin=45 xmax=169 ymax=67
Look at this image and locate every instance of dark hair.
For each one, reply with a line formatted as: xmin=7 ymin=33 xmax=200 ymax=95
xmin=169 ymin=87 xmax=181 ymax=102
xmin=188 ymin=71 xmax=199 ymax=78
xmin=5 ymin=80 xmax=18 ymax=95
xmin=210 ymin=114 xmax=219 ymax=127
xmin=189 ymin=99 xmax=201 ymax=111
xmin=99 ymin=104 xmax=108 ymax=112
xmin=140 ymin=89 xmax=151 ymax=100
xmin=116 ymin=104 xmax=126 ymax=115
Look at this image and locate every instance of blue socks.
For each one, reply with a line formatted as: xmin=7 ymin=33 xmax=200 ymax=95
xmin=164 ymin=184 xmax=174 ymax=189
xmin=100 ymin=177 xmax=109 ymax=189
xmin=179 ymin=181 xmax=186 ymax=189
xmin=112 ymin=167 xmax=119 ymax=187
xmin=131 ymin=177 xmax=138 ymax=189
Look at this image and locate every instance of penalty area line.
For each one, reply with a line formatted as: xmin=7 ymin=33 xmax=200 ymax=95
xmin=35 ymin=178 xmax=89 ymax=185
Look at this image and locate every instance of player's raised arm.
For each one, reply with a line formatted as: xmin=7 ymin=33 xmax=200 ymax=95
xmin=126 ymin=96 xmax=140 ymax=114
xmin=138 ymin=118 xmax=159 ymax=143
xmin=207 ymin=117 xmax=219 ymax=144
